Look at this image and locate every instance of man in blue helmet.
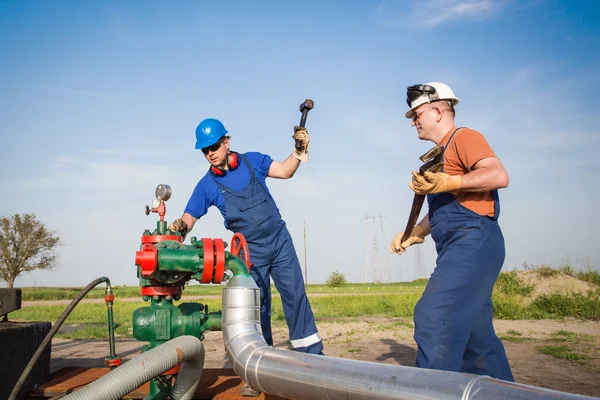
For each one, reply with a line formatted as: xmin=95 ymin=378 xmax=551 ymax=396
xmin=390 ymin=82 xmax=514 ymax=381
xmin=168 ymin=118 xmax=322 ymax=394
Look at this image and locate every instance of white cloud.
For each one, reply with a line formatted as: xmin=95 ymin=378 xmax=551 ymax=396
xmin=420 ymin=0 xmax=510 ymax=27
xmin=18 ymin=156 xmax=199 ymax=204
xmin=379 ymin=0 xmax=515 ymax=29
xmin=29 ymin=84 xmax=112 ymax=98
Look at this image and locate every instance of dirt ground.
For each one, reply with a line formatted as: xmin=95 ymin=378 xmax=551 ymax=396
xmin=51 ymin=317 xmax=600 ymax=398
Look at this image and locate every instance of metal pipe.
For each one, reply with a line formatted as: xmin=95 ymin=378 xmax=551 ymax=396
xmin=104 ymin=284 xmax=119 ymax=363
xmin=226 ymin=253 xmax=251 ymax=277
xmin=62 ymin=335 xmax=205 ymax=400
xmin=221 ymin=275 xmax=598 ymax=400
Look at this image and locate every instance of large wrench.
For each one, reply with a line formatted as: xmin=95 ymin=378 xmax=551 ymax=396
xmin=400 ymin=145 xmax=445 ymax=244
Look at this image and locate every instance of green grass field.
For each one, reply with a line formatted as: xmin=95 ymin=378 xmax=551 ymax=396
xmin=19 ymin=280 xmax=429 ymax=301
xmin=10 ymin=268 xmax=600 ymax=340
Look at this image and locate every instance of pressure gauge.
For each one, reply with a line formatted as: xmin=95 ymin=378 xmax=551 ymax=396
xmin=155 ymin=184 xmax=172 ymax=201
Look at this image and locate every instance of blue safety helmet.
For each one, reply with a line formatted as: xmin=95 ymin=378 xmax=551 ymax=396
xmin=195 ymin=118 xmax=228 ymax=149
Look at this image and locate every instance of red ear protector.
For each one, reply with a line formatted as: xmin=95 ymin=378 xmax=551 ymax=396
xmin=211 ymin=151 xmax=240 ymax=177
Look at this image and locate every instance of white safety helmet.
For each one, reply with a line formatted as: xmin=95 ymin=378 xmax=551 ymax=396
xmin=405 ymin=82 xmax=459 ymax=119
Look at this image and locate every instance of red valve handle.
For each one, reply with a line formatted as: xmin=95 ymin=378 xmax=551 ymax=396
xmin=230 ymin=232 xmax=251 ymax=271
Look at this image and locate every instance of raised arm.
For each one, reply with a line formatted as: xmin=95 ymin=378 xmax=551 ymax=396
xmin=268 ymin=154 xmax=301 ymax=179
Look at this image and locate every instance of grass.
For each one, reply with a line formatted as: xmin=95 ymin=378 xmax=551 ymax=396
xmin=12 ymin=287 xmax=600 ymax=340
xmin=369 ymin=320 xmax=414 ymax=331
xmin=10 ymin=299 xmax=224 ymax=339
xmin=531 ymin=330 xmax=600 ymax=372
xmin=547 ymin=330 xmax=594 ymax=343
xmin=537 ymin=345 xmax=587 ymax=361
xmin=11 ymin=263 xmax=600 ymax=339
xmin=524 ymin=262 xmax=561 ymax=277
xmin=494 ymin=271 xmax=536 ymax=296
xmin=19 ymin=281 xmax=425 ymax=301
xmin=498 ymin=334 xmax=527 ymax=343
xmin=557 ymin=258 xmax=600 ymax=286
xmin=20 ymin=285 xmax=226 ymax=301
xmin=529 ymin=293 xmax=600 ymax=320
xmin=498 ymin=329 xmax=528 ymax=343
xmin=492 ymin=291 xmax=600 ymax=320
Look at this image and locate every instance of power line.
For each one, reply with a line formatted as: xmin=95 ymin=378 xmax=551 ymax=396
xmin=361 ymin=213 xmax=388 ymax=283
xmin=372 ymin=236 xmax=381 ymax=283
xmin=378 ymin=214 xmax=391 ymax=282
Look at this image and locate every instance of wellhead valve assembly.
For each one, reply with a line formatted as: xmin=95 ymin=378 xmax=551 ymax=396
xmin=133 ymin=184 xmax=251 ymax=398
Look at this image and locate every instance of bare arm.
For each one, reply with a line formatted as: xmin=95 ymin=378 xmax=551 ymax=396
xmin=461 ymin=157 xmax=509 ymax=192
xmin=267 ymin=153 xmax=301 ymax=179
xmin=416 ymin=215 xmax=431 ymax=236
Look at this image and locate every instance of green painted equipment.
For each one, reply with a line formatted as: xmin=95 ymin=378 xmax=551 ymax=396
xmin=133 ymin=184 xmax=251 ymax=399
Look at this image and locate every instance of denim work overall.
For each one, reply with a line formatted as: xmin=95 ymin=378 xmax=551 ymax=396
xmin=212 ymin=154 xmax=323 ymax=354
xmin=413 ymin=129 xmax=514 ymax=381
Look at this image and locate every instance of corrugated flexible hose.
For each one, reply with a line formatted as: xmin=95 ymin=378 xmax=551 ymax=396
xmin=61 ymin=335 xmax=205 ymax=400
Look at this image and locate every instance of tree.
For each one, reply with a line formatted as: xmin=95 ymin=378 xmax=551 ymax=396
xmin=325 ymin=270 xmax=347 ymax=287
xmin=0 ymin=213 xmax=61 ymax=288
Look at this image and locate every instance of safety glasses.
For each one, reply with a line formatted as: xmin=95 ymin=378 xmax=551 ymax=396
xmin=201 ymin=137 xmax=225 ymax=155
xmin=411 ymin=108 xmax=435 ymax=122
xmin=406 ymin=84 xmax=437 ymax=106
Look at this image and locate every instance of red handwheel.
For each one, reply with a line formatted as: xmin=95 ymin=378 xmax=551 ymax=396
xmin=230 ymin=232 xmax=251 ymax=271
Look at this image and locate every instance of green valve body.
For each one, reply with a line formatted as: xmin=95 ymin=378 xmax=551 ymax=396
xmin=133 ymin=297 xmax=221 ymax=349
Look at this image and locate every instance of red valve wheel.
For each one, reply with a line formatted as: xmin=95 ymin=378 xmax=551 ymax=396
xmin=230 ymin=232 xmax=251 ymax=271
xmin=201 ymin=238 xmax=214 ymax=284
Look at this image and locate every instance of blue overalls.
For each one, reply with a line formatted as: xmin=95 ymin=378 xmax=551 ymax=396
xmin=413 ymin=129 xmax=514 ymax=381
xmin=211 ymin=154 xmax=323 ymax=354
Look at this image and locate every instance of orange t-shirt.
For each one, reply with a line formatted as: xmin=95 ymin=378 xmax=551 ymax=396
xmin=438 ymin=127 xmax=497 ymax=217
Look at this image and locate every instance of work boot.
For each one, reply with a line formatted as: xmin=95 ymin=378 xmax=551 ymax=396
xmin=241 ymin=383 xmax=261 ymax=397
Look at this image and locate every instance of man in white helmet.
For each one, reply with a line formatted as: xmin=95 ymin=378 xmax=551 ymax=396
xmin=390 ymin=82 xmax=514 ymax=381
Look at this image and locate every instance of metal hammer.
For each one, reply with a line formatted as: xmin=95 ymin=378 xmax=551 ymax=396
xmin=298 ymin=99 xmax=314 ymax=128
xmin=399 ymin=145 xmax=445 ymax=244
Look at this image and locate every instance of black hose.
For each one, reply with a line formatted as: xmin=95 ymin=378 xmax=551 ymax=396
xmin=9 ymin=277 xmax=111 ymax=400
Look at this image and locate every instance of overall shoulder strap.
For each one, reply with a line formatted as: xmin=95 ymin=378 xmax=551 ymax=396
xmin=443 ymin=127 xmax=465 ymax=150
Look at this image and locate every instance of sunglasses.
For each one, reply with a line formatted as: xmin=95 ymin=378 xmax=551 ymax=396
xmin=201 ymin=137 xmax=225 ymax=155
xmin=406 ymin=84 xmax=438 ymax=106
xmin=411 ymin=108 xmax=435 ymax=122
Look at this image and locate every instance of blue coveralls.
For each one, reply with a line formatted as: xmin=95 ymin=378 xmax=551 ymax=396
xmin=209 ymin=154 xmax=323 ymax=354
xmin=413 ymin=129 xmax=514 ymax=381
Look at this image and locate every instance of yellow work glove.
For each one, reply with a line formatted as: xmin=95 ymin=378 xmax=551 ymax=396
xmin=409 ymin=171 xmax=462 ymax=195
xmin=389 ymin=225 xmax=427 ymax=255
xmin=292 ymin=126 xmax=310 ymax=162
xmin=168 ymin=218 xmax=189 ymax=241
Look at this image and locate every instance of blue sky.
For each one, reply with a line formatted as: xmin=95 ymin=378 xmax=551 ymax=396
xmin=1 ymin=0 xmax=599 ymax=287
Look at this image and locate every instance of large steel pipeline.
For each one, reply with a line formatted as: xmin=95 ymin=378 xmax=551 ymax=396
xmin=221 ymin=274 xmax=598 ymax=400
